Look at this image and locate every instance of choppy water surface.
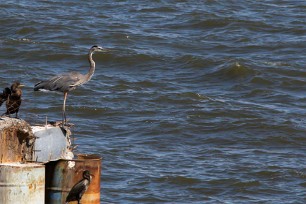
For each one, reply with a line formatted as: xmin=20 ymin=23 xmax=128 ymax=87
xmin=1 ymin=0 xmax=306 ymax=203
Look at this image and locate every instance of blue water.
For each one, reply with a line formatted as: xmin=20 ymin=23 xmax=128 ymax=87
xmin=1 ymin=1 xmax=306 ymax=203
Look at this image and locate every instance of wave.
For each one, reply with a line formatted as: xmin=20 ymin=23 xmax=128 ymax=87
xmin=176 ymin=54 xmax=218 ymax=69
xmin=156 ymin=175 xmax=201 ymax=185
xmin=207 ymin=61 xmax=258 ymax=80
xmin=133 ymin=6 xmax=178 ymax=13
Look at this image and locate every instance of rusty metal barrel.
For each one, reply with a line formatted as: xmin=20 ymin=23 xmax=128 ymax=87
xmin=0 ymin=163 xmax=45 ymax=204
xmin=45 ymin=154 xmax=102 ymax=204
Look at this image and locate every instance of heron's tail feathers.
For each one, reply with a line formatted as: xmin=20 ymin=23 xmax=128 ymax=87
xmin=34 ymin=81 xmax=43 ymax=91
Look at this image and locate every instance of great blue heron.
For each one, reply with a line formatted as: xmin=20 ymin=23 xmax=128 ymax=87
xmin=1 ymin=82 xmax=24 ymax=118
xmin=34 ymin=45 xmax=104 ymax=125
xmin=66 ymin=170 xmax=94 ymax=204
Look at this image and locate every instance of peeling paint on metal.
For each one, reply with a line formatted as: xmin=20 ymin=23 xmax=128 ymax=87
xmin=0 ymin=163 xmax=45 ymax=204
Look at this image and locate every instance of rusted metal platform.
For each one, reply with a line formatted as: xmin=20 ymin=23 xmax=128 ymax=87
xmin=0 ymin=117 xmax=102 ymax=204
xmin=0 ymin=117 xmax=35 ymax=163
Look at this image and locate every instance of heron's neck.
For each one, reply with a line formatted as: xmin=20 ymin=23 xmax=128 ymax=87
xmin=87 ymin=51 xmax=95 ymax=81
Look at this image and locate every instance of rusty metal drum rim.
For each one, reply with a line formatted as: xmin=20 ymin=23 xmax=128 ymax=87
xmin=56 ymin=153 xmax=102 ymax=162
xmin=77 ymin=153 xmax=102 ymax=160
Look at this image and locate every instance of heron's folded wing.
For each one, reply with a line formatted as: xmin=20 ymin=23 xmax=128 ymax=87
xmin=34 ymin=72 xmax=84 ymax=92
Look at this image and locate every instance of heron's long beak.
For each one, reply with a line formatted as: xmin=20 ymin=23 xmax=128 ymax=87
xmin=99 ymin=47 xmax=109 ymax=52
xmin=102 ymin=49 xmax=109 ymax=53
xmin=18 ymin=84 xmax=25 ymax=88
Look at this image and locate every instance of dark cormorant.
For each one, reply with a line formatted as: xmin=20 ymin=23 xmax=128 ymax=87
xmin=66 ymin=170 xmax=93 ymax=204
xmin=0 ymin=87 xmax=11 ymax=107
xmin=2 ymin=82 xmax=24 ymax=118
xmin=34 ymin=45 xmax=105 ymax=125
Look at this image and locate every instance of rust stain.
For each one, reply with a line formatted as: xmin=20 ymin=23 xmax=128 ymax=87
xmin=0 ymin=118 xmax=35 ymax=163
xmin=0 ymin=163 xmax=45 ymax=203
xmin=45 ymin=154 xmax=102 ymax=204
xmin=28 ymin=183 xmax=33 ymax=190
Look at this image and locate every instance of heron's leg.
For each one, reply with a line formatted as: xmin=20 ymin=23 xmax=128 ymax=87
xmin=63 ymin=92 xmax=68 ymax=125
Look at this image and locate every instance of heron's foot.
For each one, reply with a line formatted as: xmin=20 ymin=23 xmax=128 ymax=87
xmin=61 ymin=119 xmax=69 ymax=128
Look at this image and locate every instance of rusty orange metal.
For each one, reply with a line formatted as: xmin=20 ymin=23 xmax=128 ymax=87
xmin=45 ymin=154 xmax=102 ymax=204
xmin=0 ymin=118 xmax=35 ymax=163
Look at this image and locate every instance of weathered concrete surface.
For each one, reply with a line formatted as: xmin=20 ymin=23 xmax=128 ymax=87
xmin=0 ymin=117 xmax=35 ymax=163
xmin=32 ymin=125 xmax=73 ymax=162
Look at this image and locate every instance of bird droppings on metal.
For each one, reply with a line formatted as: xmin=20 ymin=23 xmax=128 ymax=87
xmin=68 ymin=161 xmax=76 ymax=169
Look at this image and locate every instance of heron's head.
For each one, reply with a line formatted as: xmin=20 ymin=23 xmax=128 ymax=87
xmin=11 ymin=82 xmax=24 ymax=91
xmin=90 ymin=45 xmax=104 ymax=53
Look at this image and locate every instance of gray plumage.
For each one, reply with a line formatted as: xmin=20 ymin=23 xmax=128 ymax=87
xmin=34 ymin=45 xmax=104 ymax=125
xmin=34 ymin=71 xmax=87 ymax=92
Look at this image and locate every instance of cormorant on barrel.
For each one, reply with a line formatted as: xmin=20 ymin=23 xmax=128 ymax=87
xmin=0 ymin=87 xmax=11 ymax=106
xmin=1 ymin=82 xmax=24 ymax=118
xmin=66 ymin=170 xmax=94 ymax=204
